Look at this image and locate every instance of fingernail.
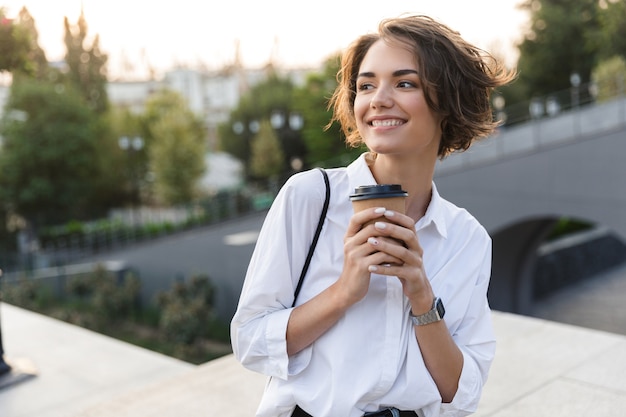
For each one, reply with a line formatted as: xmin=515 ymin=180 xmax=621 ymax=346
xmin=384 ymin=210 xmax=394 ymax=217
xmin=374 ymin=207 xmax=386 ymax=214
xmin=374 ymin=221 xmax=387 ymax=230
xmin=368 ymin=237 xmax=379 ymax=245
xmin=368 ymin=265 xmax=378 ymax=272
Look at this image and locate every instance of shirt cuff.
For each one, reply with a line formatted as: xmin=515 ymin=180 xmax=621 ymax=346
xmin=265 ymin=307 xmax=312 ymax=379
xmin=439 ymin=348 xmax=482 ymax=416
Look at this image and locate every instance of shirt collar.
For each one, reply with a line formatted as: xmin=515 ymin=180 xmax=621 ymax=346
xmin=347 ymin=152 xmax=448 ymax=239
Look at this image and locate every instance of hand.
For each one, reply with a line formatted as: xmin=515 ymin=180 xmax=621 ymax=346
xmin=364 ymin=210 xmax=435 ymax=310
xmin=336 ymin=207 xmax=392 ymax=305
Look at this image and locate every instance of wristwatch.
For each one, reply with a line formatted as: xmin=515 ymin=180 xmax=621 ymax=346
xmin=410 ymin=297 xmax=445 ymax=326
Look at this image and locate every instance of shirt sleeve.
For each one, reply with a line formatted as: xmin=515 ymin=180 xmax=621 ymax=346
xmin=440 ymin=225 xmax=496 ymax=416
xmin=230 ymin=170 xmax=328 ymax=380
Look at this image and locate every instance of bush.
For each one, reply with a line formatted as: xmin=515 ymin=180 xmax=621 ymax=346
xmin=156 ymin=274 xmax=216 ymax=345
xmin=69 ymin=265 xmax=141 ymax=325
xmin=2 ymin=267 xmax=230 ymax=363
xmin=2 ymin=275 xmax=53 ymax=310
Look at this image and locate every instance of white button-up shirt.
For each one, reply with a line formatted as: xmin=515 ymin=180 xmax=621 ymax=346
xmin=231 ymin=153 xmax=495 ymax=417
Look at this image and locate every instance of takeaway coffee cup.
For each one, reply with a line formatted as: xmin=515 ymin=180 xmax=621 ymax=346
xmin=350 ymin=184 xmax=408 ymax=227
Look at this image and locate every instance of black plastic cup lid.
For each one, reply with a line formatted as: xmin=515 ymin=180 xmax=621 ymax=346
xmin=349 ymin=184 xmax=408 ymax=201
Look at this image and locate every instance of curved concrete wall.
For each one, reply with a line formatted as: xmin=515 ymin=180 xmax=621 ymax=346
xmin=434 ymin=97 xmax=626 ymax=313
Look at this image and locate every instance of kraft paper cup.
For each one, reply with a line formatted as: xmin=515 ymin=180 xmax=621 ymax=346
xmin=350 ymin=184 xmax=408 ymax=228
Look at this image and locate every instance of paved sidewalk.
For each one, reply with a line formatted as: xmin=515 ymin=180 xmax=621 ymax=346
xmin=2 ymin=301 xmax=626 ymax=417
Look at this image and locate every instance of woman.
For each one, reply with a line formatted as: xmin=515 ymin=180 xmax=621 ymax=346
xmin=231 ymin=14 xmax=516 ymax=417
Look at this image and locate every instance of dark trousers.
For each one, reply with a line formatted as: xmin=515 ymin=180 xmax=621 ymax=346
xmin=292 ymin=406 xmax=418 ymax=417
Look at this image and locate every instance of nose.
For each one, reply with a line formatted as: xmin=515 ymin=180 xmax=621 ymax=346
xmin=370 ymin=85 xmax=393 ymax=109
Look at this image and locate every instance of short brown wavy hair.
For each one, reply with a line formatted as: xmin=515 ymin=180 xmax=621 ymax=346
xmin=328 ymin=15 xmax=517 ymax=159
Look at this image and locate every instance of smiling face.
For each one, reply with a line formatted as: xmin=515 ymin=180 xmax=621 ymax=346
xmin=354 ymin=39 xmax=442 ymax=160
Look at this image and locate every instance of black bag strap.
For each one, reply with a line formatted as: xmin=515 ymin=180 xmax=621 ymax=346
xmin=292 ymin=168 xmax=330 ymax=307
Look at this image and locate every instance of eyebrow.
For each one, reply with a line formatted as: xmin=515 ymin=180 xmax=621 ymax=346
xmin=357 ymin=69 xmax=420 ymax=78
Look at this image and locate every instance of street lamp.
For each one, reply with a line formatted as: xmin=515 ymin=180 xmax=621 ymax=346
xmin=270 ymin=111 xmax=304 ymax=173
xmin=233 ymin=111 xmax=305 ymax=174
xmin=570 ymin=72 xmax=581 ymax=110
xmin=492 ymin=95 xmax=507 ymax=125
xmin=232 ymin=120 xmax=260 ymax=135
xmin=570 ymin=72 xmax=582 ymax=136
xmin=118 ymin=136 xmax=144 ymax=223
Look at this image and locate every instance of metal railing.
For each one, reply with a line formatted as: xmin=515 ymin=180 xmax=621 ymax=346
xmin=437 ymin=83 xmax=626 ymax=176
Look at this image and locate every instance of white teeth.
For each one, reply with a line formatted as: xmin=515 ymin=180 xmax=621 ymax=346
xmin=371 ymin=119 xmax=403 ymax=127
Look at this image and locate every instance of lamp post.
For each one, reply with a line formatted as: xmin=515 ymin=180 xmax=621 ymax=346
xmin=529 ymin=98 xmax=544 ymax=146
xmin=492 ymin=95 xmax=506 ymax=125
xmin=269 ymin=110 xmax=304 ymax=173
xmin=570 ymin=72 xmax=581 ymax=110
xmin=118 ymin=136 xmax=144 ymax=227
xmin=570 ymin=73 xmax=581 ymax=136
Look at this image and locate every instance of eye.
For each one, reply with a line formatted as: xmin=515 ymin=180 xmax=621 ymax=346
xmin=357 ymin=82 xmax=375 ymax=92
xmin=397 ymin=80 xmax=417 ymax=89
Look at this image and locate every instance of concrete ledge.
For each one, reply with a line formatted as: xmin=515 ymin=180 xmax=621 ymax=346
xmin=2 ymin=302 xmax=626 ymax=417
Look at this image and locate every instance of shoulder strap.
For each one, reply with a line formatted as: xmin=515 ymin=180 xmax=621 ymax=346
xmin=292 ymin=168 xmax=330 ymax=307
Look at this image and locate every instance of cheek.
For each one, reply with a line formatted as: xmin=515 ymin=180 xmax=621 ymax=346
xmin=353 ymin=96 xmax=369 ymax=126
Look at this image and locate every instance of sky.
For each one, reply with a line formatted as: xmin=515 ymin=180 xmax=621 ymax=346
xmin=2 ymin=0 xmax=529 ymax=80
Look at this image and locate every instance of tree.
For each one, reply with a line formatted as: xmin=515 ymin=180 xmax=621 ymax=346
xmin=594 ymin=0 xmax=626 ymax=60
xmin=0 ymin=8 xmax=31 ymax=74
xmin=14 ymin=7 xmax=48 ymax=79
xmin=249 ymin=120 xmax=284 ymax=179
xmin=0 ymin=78 xmax=101 ymax=228
xmin=97 ymin=107 xmax=142 ymax=208
xmin=219 ymin=70 xmax=305 ymax=177
xmin=64 ymin=9 xmax=109 ymax=113
xmin=293 ymin=54 xmax=364 ymax=167
xmin=516 ymin=0 xmax=600 ymax=98
xmin=144 ymin=89 xmax=206 ymax=205
xmin=591 ymin=55 xmax=626 ymax=101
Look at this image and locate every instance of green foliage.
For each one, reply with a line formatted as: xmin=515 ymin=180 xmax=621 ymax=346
xmin=101 ymin=107 xmax=146 ymax=207
xmin=219 ymin=59 xmax=366 ymax=178
xmin=63 ymin=11 xmax=109 ymax=113
xmin=516 ymin=0 xmax=600 ymax=98
xmin=250 ymin=120 xmax=285 ymax=178
xmin=219 ymin=71 xmax=304 ymax=177
xmin=511 ymin=0 xmax=626 ymax=104
xmin=594 ymin=0 xmax=626 ymax=61
xmin=0 ymin=8 xmax=31 ymax=73
xmin=143 ymin=89 xmax=207 ymax=205
xmin=2 ymin=265 xmax=230 ymax=363
xmin=67 ymin=266 xmax=141 ymax=325
xmin=592 ymin=55 xmax=626 ymax=101
xmin=13 ymin=7 xmax=49 ymax=79
xmin=0 ymin=78 xmax=101 ymax=227
xmin=2 ymin=275 xmax=53 ymax=310
xmin=546 ymin=217 xmax=592 ymax=241
xmin=156 ymin=275 xmax=216 ymax=345
xmin=293 ymin=54 xmax=362 ymax=166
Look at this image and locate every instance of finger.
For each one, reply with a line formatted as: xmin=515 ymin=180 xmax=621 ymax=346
xmin=346 ymin=207 xmax=387 ymax=236
xmin=373 ymin=221 xmax=416 ymax=248
xmin=381 ymin=210 xmax=416 ymax=229
xmin=366 ymin=238 xmax=404 ymax=264
xmin=367 ymin=262 xmax=406 ymax=275
xmin=368 ymin=235 xmax=407 ymax=258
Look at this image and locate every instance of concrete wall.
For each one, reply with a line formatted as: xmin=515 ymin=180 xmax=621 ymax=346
xmin=434 ymin=98 xmax=626 ymax=313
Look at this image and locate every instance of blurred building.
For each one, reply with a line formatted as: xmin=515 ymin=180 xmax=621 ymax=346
xmin=0 ymin=60 xmax=317 ymax=192
xmin=107 ymin=62 xmax=314 ymax=152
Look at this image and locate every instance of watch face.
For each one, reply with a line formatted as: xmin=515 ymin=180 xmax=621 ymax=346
xmin=436 ymin=298 xmax=445 ymax=319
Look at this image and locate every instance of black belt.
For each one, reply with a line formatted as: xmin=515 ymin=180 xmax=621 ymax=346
xmin=292 ymin=405 xmax=418 ymax=417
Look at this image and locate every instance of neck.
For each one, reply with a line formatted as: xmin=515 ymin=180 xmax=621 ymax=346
xmin=368 ymin=153 xmax=436 ymax=222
